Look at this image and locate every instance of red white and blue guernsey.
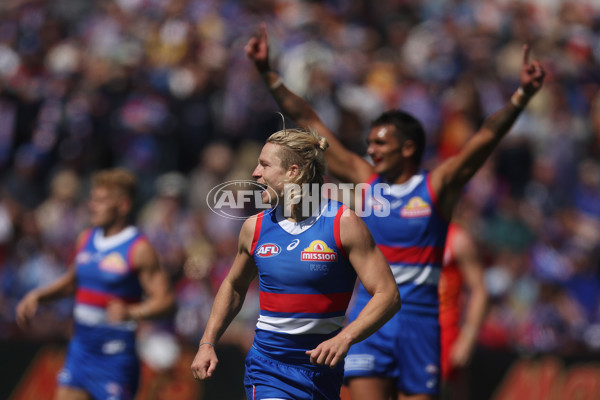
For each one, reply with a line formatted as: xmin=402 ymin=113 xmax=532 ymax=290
xmin=244 ymin=199 xmax=356 ymax=399
xmin=58 ymin=226 xmax=145 ymax=400
xmin=345 ymin=171 xmax=449 ymax=395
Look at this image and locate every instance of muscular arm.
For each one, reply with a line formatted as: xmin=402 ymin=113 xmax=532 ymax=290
xmin=191 ymin=215 xmax=259 ymax=379
xmin=306 ymin=209 xmax=400 ymax=367
xmin=449 ymin=229 xmax=488 ymax=367
xmin=246 ymin=24 xmax=373 ymax=184
xmin=126 ymin=239 xmax=175 ymax=320
xmin=430 ymin=45 xmax=545 ymax=219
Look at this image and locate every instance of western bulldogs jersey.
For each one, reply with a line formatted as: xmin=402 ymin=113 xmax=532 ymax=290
xmin=250 ymin=200 xmax=356 ymax=364
xmin=72 ymin=226 xmax=145 ymax=349
xmin=357 ymin=171 xmax=449 ymax=316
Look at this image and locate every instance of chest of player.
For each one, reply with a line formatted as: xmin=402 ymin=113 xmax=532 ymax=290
xmin=75 ymin=247 xmax=137 ymax=289
xmin=253 ymin=227 xmax=354 ymax=292
xmin=362 ymin=172 xmax=447 ymax=244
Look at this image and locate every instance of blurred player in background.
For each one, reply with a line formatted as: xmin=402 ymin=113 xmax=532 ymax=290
xmin=16 ymin=168 xmax=174 ymax=400
xmin=439 ymin=222 xmax=488 ymax=399
xmin=246 ymin=24 xmax=544 ymax=400
xmin=191 ymin=128 xmax=400 ymax=400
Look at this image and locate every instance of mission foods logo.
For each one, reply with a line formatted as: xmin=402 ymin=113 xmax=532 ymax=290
xmin=256 ymin=243 xmax=281 ymax=257
xmin=206 ymin=180 xmax=277 ymax=220
xmin=301 ymin=240 xmax=338 ymax=262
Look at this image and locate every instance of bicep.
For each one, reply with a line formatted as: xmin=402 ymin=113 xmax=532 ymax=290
xmin=341 ymin=212 xmax=394 ymax=294
xmin=224 ymin=216 xmax=259 ymax=291
xmin=223 ymin=250 xmax=258 ymax=292
xmin=132 ymin=240 xmax=168 ymax=295
xmin=431 ymin=129 xmax=498 ymax=198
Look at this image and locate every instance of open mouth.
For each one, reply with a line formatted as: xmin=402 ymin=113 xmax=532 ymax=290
xmin=254 ymin=182 xmax=269 ymax=192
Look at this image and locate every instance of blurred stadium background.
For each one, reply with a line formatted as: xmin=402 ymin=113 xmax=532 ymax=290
xmin=1 ymin=0 xmax=600 ymax=399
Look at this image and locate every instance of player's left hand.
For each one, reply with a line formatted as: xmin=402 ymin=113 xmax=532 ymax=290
xmin=306 ymin=336 xmax=351 ymax=368
xmin=448 ymin=335 xmax=474 ymax=368
xmin=520 ymin=44 xmax=545 ymax=96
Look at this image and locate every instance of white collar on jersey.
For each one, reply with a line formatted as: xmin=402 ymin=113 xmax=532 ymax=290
xmin=273 ymin=199 xmax=329 ymax=235
xmin=93 ymin=226 xmax=138 ymax=252
xmin=381 ymin=171 xmax=425 ymax=198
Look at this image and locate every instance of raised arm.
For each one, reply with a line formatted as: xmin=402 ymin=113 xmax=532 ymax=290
xmin=245 ymin=24 xmax=373 ymax=184
xmin=191 ymin=215 xmax=259 ymax=380
xmin=305 ymin=209 xmax=400 ymax=368
xmin=430 ymin=45 xmax=545 ymax=219
xmin=448 ymin=227 xmax=488 ymax=368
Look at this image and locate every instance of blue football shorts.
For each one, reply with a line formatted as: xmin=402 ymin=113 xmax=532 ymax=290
xmin=344 ymin=310 xmax=441 ymax=395
xmin=244 ymin=346 xmax=344 ymax=400
xmin=57 ymin=336 xmax=140 ymax=400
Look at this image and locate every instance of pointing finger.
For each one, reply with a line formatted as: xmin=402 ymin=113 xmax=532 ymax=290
xmin=260 ymin=22 xmax=267 ymax=42
xmin=522 ymin=44 xmax=530 ymax=66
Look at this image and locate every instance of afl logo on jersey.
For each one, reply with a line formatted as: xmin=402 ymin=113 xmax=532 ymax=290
xmin=400 ymin=196 xmax=432 ymax=218
xmin=301 ymin=240 xmax=338 ymax=262
xmin=256 ymin=243 xmax=281 ymax=257
xmin=75 ymin=251 xmax=92 ymax=265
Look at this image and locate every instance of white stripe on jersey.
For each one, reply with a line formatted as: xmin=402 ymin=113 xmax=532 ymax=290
xmin=73 ymin=304 xmax=137 ymax=330
xmin=256 ymin=315 xmax=345 ymax=335
xmin=390 ymin=265 xmax=440 ymax=286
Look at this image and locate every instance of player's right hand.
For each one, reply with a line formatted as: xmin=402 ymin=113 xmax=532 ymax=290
xmin=245 ymin=23 xmax=270 ymax=73
xmin=16 ymin=292 xmax=40 ymax=329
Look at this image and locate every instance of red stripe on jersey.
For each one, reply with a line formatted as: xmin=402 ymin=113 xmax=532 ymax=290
xmin=75 ymin=288 xmax=138 ymax=307
xmin=378 ymin=244 xmax=444 ymax=264
xmin=334 ymin=205 xmax=348 ymax=259
xmin=360 ymin=173 xmax=380 ymax=214
xmin=250 ymin=213 xmax=264 ymax=255
xmin=260 ymin=291 xmax=353 ymax=314
xmin=426 ymin=174 xmax=448 ymax=222
xmin=69 ymin=228 xmax=94 ymax=267
xmin=366 ymin=173 xmax=379 ymax=185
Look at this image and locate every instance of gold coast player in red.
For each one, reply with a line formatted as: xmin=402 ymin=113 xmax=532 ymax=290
xmin=439 ymin=223 xmax=488 ymax=399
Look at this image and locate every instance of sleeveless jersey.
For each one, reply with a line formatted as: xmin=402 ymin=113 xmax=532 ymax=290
xmin=72 ymin=226 xmax=145 ymax=350
xmin=250 ymin=200 xmax=356 ymax=364
xmin=357 ymin=171 xmax=449 ymax=316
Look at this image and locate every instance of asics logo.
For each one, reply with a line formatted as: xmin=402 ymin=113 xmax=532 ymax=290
xmin=287 ymin=239 xmax=300 ymax=250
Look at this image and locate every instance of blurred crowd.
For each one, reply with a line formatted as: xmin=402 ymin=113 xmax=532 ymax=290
xmin=1 ymin=0 xmax=600 ymax=373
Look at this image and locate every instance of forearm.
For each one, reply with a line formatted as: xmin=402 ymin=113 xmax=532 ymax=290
xmin=200 ymin=280 xmax=247 ymax=344
xmin=482 ymin=87 xmax=532 ymax=140
xmin=261 ymin=70 xmax=320 ymax=129
xmin=129 ymin=291 xmax=175 ymax=321
xmin=339 ymin=289 xmax=400 ymax=346
xmin=458 ymin=288 xmax=488 ymax=347
xmin=34 ymin=273 xmax=76 ymax=303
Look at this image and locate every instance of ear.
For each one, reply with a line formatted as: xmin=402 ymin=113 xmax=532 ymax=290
xmin=118 ymin=196 xmax=132 ymax=217
xmin=401 ymin=140 xmax=416 ymax=159
xmin=287 ymin=164 xmax=300 ymax=180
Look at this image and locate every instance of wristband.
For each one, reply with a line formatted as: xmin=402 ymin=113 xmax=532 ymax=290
xmin=510 ymin=87 xmax=528 ymax=109
xmin=199 ymin=342 xmax=216 ymax=348
xmin=269 ymin=77 xmax=283 ymax=90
